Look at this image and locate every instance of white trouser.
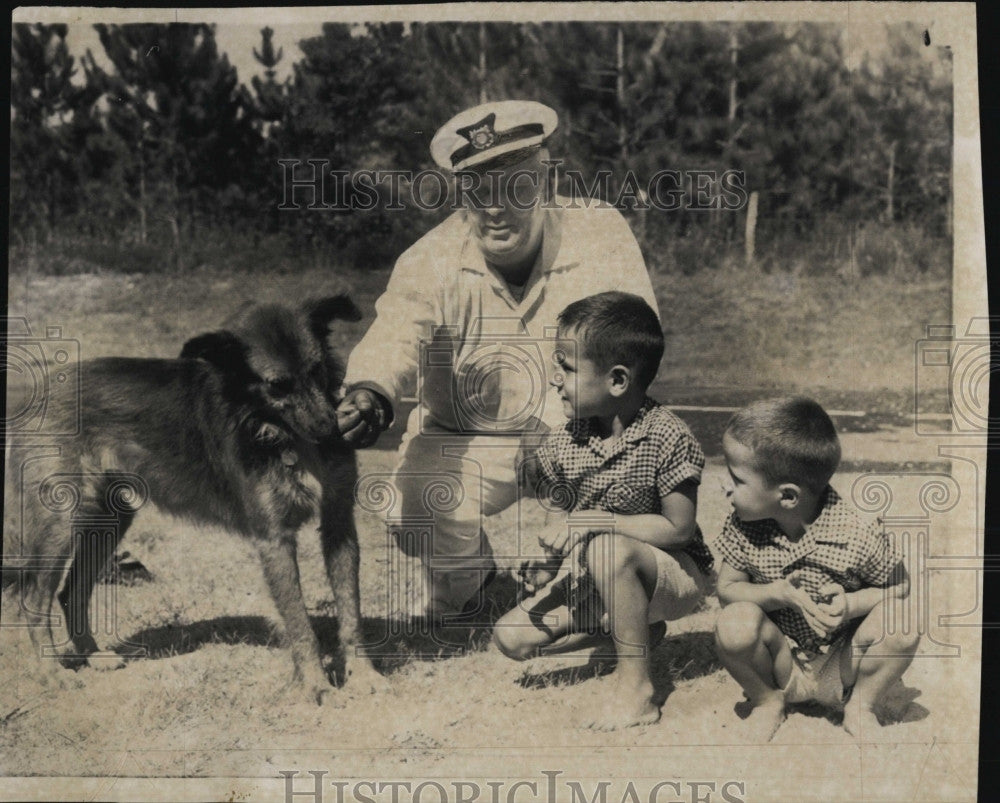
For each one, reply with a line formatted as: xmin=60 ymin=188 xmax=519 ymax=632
xmin=382 ymin=409 xmax=524 ymax=611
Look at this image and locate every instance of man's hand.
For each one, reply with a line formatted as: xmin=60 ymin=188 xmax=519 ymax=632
xmin=337 ymin=388 xmax=390 ymax=448
xmin=778 ymin=570 xmax=841 ymax=639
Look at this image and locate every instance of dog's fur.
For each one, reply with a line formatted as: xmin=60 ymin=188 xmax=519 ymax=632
xmin=2 ymin=295 xmax=383 ymax=702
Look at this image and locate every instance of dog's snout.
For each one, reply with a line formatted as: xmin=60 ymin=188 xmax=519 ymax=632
xmin=288 ymin=384 xmax=341 ymax=442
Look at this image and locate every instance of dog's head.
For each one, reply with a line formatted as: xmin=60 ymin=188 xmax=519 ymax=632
xmin=181 ymin=295 xmax=363 ymax=443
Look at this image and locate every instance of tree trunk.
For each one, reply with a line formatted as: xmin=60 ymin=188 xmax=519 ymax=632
xmin=728 ymin=27 xmax=739 ymax=128
xmin=170 ymin=156 xmax=182 ymax=272
xmin=169 ymin=214 xmax=181 ymax=272
xmin=138 ymin=144 xmax=147 ymax=246
xmin=946 ymin=168 xmax=953 ymax=239
xmin=47 ymin=173 xmax=56 ymax=233
xmin=720 ymin=26 xmax=740 ymax=233
xmin=744 ymin=190 xmax=759 ymax=267
xmin=616 ymin=25 xmax=627 ymax=165
xmin=615 ymin=24 xmax=628 ymax=201
xmin=885 ymin=140 xmax=897 ymax=221
xmin=637 ymin=189 xmax=648 ymax=250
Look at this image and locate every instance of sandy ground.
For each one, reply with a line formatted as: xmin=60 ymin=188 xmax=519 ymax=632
xmin=0 ymin=445 xmax=980 ymax=802
xmin=1 ymin=269 xmax=973 ymax=800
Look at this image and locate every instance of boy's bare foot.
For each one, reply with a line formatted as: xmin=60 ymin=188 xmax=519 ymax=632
xmin=747 ymin=692 xmax=786 ymax=742
xmin=581 ymin=677 xmax=660 ymax=731
xmin=842 ymin=702 xmax=882 ymax=739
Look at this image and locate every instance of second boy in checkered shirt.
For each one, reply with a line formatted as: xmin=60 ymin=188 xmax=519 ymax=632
xmin=493 ymin=292 xmax=714 ymax=731
xmin=714 ymin=397 xmax=920 ymax=741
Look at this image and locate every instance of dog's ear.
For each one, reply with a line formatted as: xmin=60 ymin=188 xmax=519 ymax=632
xmin=180 ymin=330 xmax=249 ymax=370
xmin=304 ymin=295 xmax=363 ymax=341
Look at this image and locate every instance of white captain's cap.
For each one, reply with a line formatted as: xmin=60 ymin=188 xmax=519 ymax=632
xmin=430 ymin=100 xmax=559 ymax=171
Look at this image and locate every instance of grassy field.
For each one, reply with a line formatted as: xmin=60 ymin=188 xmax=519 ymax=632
xmin=6 ymin=257 xmax=949 ymax=392
xmin=1 ymin=258 xmax=974 ymax=797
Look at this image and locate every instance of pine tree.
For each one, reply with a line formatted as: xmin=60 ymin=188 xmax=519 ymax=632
xmin=252 ymin=26 xmax=288 ymax=127
xmin=11 ymin=23 xmax=86 ymax=238
xmin=852 ymin=23 xmax=952 ymax=233
xmin=84 ymin=23 xmax=259 ymax=268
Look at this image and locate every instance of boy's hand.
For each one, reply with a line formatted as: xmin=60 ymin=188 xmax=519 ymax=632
xmin=815 ymin=582 xmax=848 ymax=629
xmin=538 ymin=521 xmax=594 ymax=557
xmin=516 ymin=420 xmax=551 ymax=494
xmin=779 ymin=571 xmax=841 ymax=638
xmin=538 ymin=523 xmax=573 ymax=556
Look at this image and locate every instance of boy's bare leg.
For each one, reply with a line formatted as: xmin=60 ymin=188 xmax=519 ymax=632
xmin=714 ymin=601 xmax=793 ymax=741
xmin=495 ymin=565 xmax=664 ymax=659
xmin=494 ymin=574 xmax=605 ymax=660
xmin=841 ymin=598 xmax=921 ymax=738
xmin=580 ymin=534 xmax=661 ymax=730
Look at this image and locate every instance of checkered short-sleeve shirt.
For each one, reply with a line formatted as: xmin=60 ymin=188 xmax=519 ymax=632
xmin=715 ymin=487 xmax=902 ymax=651
xmin=530 ymin=397 xmax=714 ymax=575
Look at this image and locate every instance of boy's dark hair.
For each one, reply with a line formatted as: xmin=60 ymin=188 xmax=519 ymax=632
xmin=557 ymin=292 xmax=664 ymax=390
xmin=725 ymin=397 xmax=841 ymax=494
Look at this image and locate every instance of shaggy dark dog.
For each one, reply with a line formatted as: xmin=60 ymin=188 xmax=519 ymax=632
xmin=2 ymin=296 xmax=384 ymax=703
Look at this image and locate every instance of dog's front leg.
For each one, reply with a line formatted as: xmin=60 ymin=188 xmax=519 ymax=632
xmin=319 ymin=503 xmax=386 ymax=693
xmin=256 ymin=533 xmax=331 ymax=704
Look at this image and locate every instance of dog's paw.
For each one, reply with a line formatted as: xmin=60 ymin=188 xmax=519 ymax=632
xmin=56 ymin=652 xmax=90 ymax=670
xmin=343 ymin=658 xmax=389 ymax=694
xmin=298 ymin=668 xmax=335 ymax=706
xmin=310 ymin=683 xmax=333 ymax=706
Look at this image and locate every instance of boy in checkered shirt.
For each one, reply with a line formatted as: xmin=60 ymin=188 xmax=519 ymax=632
xmin=714 ymin=397 xmax=920 ymax=741
xmin=493 ymin=292 xmax=714 ymax=731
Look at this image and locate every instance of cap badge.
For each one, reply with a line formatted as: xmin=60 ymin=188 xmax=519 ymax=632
xmin=457 ymin=114 xmax=497 ymax=151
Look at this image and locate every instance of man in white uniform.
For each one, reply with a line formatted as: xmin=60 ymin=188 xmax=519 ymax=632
xmin=338 ymin=101 xmax=659 ymax=617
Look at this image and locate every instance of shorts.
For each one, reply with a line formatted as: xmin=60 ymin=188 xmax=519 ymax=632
xmin=556 ymin=539 xmax=711 ymax=631
xmin=647 ymin=548 xmax=712 ymax=623
xmin=781 ymin=631 xmax=856 ymax=709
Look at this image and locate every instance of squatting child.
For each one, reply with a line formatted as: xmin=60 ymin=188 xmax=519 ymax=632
xmin=493 ymin=291 xmax=714 ymax=731
xmin=714 ymin=397 xmax=920 ymax=740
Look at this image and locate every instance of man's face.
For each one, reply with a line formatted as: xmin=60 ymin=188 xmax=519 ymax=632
xmin=721 ymin=433 xmax=783 ymax=522
xmin=460 ymin=152 xmax=547 ymax=268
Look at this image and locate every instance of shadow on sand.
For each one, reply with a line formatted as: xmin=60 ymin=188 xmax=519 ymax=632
xmin=517 ymin=629 xmax=721 ymax=705
xmin=732 ymin=679 xmax=929 ymax=727
xmin=119 ymin=572 xmax=526 ymax=677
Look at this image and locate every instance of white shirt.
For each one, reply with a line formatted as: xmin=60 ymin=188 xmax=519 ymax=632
xmin=344 ymin=199 xmax=659 ymax=432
